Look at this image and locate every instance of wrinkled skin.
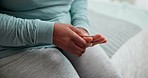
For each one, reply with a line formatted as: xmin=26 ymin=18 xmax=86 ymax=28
xmin=53 ymin=23 xmax=107 ymax=57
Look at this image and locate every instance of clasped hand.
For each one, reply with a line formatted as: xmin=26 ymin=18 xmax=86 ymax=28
xmin=53 ymin=23 xmax=107 ymax=57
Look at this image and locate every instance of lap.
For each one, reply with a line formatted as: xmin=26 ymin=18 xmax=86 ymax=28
xmin=0 ymin=47 xmax=79 ymax=78
xmin=62 ymin=45 xmax=122 ymax=78
xmin=0 ymin=45 xmax=123 ymax=78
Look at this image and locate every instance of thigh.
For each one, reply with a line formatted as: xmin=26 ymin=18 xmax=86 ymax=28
xmin=0 ymin=47 xmax=79 ymax=78
xmin=62 ymin=45 xmax=122 ymax=78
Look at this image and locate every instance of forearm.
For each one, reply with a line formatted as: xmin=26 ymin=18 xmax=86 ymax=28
xmin=70 ymin=0 xmax=90 ymax=34
xmin=0 ymin=13 xmax=54 ymax=47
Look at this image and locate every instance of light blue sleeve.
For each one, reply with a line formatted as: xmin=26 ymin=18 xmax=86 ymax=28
xmin=70 ymin=0 xmax=90 ymax=33
xmin=0 ymin=13 xmax=54 ymax=47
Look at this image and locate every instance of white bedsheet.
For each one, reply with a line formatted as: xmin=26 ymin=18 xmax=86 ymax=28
xmin=111 ymin=27 xmax=148 ymax=78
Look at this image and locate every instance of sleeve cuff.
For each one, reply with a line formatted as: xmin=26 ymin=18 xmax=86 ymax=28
xmin=35 ymin=20 xmax=54 ymax=44
xmin=73 ymin=21 xmax=90 ymax=34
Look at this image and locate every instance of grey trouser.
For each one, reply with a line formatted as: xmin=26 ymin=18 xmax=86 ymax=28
xmin=0 ymin=45 xmax=122 ymax=78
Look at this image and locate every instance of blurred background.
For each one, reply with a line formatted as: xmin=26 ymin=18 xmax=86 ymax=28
xmin=88 ymin=0 xmax=148 ymax=28
xmin=113 ymin=0 xmax=148 ymax=10
xmin=89 ymin=0 xmax=148 ymax=10
xmin=87 ymin=0 xmax=148 ymax=78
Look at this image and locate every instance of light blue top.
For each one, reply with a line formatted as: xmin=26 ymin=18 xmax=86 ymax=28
xmin=0 ymin=0 xmax=90 ymax=58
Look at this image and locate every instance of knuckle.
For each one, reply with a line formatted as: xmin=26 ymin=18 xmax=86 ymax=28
xmin=82 ymin=49 xmax=86 ymax=53
xmin=81 ymin=49 xmax=85 ymax=53
xmin=79 ymin=48 xmax=85 ymax=54
xmin=80 ymin=42 xmax=87 ymax=48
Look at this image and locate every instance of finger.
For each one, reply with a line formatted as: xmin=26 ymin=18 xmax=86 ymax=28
xmin=86 ymin=43 xmax=93 ymax=47
xmin=73 ymin=42 xmax=85 ymax=54
xmin=72 ymin=33 xmax=87 ymax=49
xmin=102 ymin=40 xmax=107 ymax=43
xmin=91 ymin=34 xmax=102 ymax=43
xmin=69 ymin=26 xmax=89 ymax=37
xmin=93 ymin=40 xmax=107 ymax=44
xmin=92 ymin=34 xmax=102 ymax=40
xmin=92 ymin=39 xmax=107 ymax=46
xmin=69 ymin=26 xmax=87 ymax=48
xmin=76 ymin=27 xmax=89 ymax=36
xmin=92 ymin=37 xmax=106 ymax=43
xmin=69 ymin=26 xmax=83 ymax=36
xmin=92 ymin=42 xmax=99 ymax=46
xmin=83 ymin=37 xmax=93 ymax=43
xmin=67 ymin=42 xmax=85 ymax=57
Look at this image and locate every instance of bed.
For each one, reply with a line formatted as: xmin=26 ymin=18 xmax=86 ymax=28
xmin=88 ymin=0 xmax=148 ymax=78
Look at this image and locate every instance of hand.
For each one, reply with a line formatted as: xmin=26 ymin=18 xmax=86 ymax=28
xmin=53 ymin=23 xmax=87 ymax=57
xmin=71 ymin=27 xmax=107 ymax=47
xmin=89 ymin=34 xmax=107 ymax=46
